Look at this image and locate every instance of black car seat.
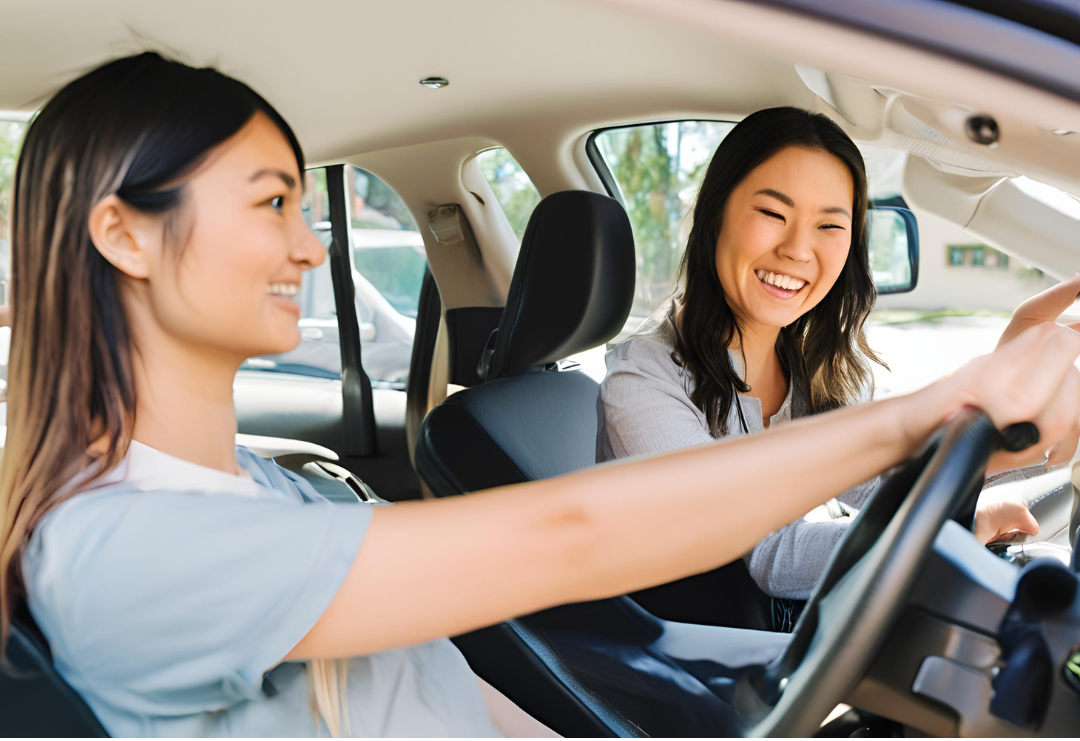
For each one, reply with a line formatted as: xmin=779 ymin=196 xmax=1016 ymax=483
xmin=2 ymin=601 xmax=108 ymax=737
xmin=414 ymin=191 xmax=789 ymax=737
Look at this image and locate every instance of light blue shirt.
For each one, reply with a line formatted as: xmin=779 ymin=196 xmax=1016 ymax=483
xmin=22 ymin=442 xmax=499 ymax=737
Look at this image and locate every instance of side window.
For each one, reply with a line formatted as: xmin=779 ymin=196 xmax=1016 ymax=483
xmin=477 ymin=148 xmax=542 ymax=241
xmin=245 ymin=166 xmax=425 ymax=389
xmin=0 ymin=117 xmax=28 ymax=400
xmin=590 ymin=121 xmax=735 ymax=324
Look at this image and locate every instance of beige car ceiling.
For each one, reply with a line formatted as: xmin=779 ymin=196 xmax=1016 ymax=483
xmin=2 ymin=0 xmax=1080 ymax=300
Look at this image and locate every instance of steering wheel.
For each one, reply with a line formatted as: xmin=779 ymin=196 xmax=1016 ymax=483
xmin=742 ymin=408 xmax=1022 ymax=737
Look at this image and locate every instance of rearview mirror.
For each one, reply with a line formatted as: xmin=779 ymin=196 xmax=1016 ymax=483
xmin=868 ymin=206 xmax=919 ymax=294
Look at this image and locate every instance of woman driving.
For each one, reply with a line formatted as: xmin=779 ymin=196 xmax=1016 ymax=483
xmin=2 ymin=55 xmax=1079 ymax=738
xmin=598 ymin=107 xmax=1076 ymax=609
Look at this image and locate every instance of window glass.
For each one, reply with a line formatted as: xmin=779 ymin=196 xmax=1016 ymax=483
xmin=591 ymin=121 xmax=736 ymax=319
xmin=0 ymin=117 xmax=27 ymax=401
xmin=0 ymin=118 xmax=26 ymax=305
xmin=477 ymin=148 xmax=542 ymax=241
xmin=245 ymin=166 xmax=425 ymax=389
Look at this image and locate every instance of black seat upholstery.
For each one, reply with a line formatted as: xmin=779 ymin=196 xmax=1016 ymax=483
xmin=415 ymin=191 xmax=786 ymax=737
xmin=2 ymin=601 xmax=108 ymax=737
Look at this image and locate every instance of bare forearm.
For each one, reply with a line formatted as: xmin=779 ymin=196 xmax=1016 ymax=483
xmin=563 ymin=393 xmax=916 ymax=602
xmin=287 ymin=324 xmax=1080 ymax=660
xmin=292 ymin=391 xmax=923 ymax=659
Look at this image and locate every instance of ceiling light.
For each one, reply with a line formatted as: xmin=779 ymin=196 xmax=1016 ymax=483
xmin=419 ymin=77 xmax=449 ymax=89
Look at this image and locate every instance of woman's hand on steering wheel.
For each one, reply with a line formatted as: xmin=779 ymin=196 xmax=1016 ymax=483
xmin=904 ymin=322 xmax=1080 ymax=465
xmin=983 ymin=275 xmax=1080 ymax=471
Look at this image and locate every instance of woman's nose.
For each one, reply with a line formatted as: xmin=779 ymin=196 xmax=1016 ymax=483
xmin=777 ymin=229 xmax=814 ymax=263
xmin=294 ymin=223 xmax=328 ymax=270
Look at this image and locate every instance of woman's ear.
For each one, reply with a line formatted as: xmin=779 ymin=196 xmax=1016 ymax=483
xmin=87 ymin=195 xmax=153 ymax=279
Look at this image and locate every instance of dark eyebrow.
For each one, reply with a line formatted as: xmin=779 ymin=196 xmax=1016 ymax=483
xmin=822 ymin=205 xmax=852 ymax=220
xmin=755 ymin=188 xmax=794 ymax=207
xmin=755 ymin=188 xmax=851 ymax=220
xmin=249 ymin=168 xmax=297 ymax=190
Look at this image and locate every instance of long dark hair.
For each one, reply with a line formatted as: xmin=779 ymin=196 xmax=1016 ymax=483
xmin=673 ymin=107 xmax=883 ymax=436
xmin=0 ymin=51 xmax=303 ymax=657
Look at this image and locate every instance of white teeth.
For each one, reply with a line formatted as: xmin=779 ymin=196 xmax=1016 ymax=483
xmin=267 ymin=283 xmax=299 ymax=297
xmin=755 ymin=270 xmax=806 ymax=291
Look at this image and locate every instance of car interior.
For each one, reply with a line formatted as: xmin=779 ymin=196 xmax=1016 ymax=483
xmin=2 ymin=0 xmax=1080 ymax=736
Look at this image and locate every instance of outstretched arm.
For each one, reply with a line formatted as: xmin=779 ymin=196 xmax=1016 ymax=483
xmin=286 ymin=324 xmax=1080 ymax=660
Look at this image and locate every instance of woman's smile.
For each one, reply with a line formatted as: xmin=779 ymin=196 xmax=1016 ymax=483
xmin=755 ymin=268 xmax=808 ymax=300
xmin=267 ymin=282 xmax=302 ymax=317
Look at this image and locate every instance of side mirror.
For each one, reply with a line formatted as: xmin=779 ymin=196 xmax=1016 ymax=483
xmin=359 ymin=322 xmax=377 ymax=342
xmin=868 ymin=206 xmax=919 ymax=294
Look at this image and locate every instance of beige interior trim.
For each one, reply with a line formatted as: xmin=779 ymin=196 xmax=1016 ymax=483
xmin=903 ymin=154 xmax=1079 ymax=280
xmin=599 ymin=0 xmax=1080 ymax=198
xmin=4 ymin=0 xmax=1079 ymax=309
xmin=347 ymin=137 xmax=514 ymax=310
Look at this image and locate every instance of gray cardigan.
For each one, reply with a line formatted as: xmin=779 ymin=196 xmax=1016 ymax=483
xmin=596 ymin=309 xmax=877 ymax=600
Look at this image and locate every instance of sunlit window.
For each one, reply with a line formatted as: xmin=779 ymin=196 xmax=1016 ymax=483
xmin=477 ymin=148 xmax=542 ymax=241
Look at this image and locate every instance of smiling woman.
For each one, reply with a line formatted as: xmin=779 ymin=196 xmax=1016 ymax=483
xmin=597 ymin=107 xmax=1040 ymax=608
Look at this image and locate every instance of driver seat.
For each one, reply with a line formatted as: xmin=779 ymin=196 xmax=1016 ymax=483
xmin=415 ymin=191 xmax=788 ymax=737
xmin=2 ymin=601 xmax=109 ymax=736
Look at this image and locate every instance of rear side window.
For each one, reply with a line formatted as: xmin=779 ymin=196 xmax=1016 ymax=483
xmin=0 ymin=117 xmax=28 ymax=398
xmin=589 ymin=122 xmax=735 ymax=320
xmin=0 ymin=117 xmax=25 ymax=306
xmin=477 ymin=147 xmax=542 ymax=241
xmin=246 ymin=166 xmax=426 ymax=389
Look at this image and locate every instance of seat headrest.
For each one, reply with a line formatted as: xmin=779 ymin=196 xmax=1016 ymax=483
xmin=480 ymin=191 xmax=635 ymax=382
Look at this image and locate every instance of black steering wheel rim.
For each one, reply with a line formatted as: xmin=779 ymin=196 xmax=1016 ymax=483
xmin=745 ymin=408 xmax=1005 ymax=737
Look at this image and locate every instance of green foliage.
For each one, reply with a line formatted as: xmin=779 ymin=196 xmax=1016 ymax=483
xmin=477 ymin=148 xmax=542 ymax=241
xmin=353 ymin=168 xmax=418 ymax=231
xmin=353 ymin=246 xmax=427 ymax=317
xmin=595 ymin=122 xmax=730 ymax=316
xmin=0 ymin=120 xmax=27 ymax=237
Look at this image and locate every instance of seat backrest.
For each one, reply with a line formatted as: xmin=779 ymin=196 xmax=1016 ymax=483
xmin=417 ymin=369 xmax=604 ymax=496
xmin=2 ymin=602 xmax=108 ymax=737
xmin=417 ymin=189 xmax=635 ymax=495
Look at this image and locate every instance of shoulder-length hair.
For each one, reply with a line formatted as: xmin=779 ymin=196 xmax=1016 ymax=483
xmin=672 ymin=107 xmax=884 ymax=436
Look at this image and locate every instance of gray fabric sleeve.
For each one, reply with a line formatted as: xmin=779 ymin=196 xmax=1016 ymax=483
xmin=602 ymin=337 xmax=890 ymax=600
xmin=744 ymin=517 xmax=852 ymax=600
xmin=598 ymin=337 xmax=716 ymax=459
xmin=744 ymin=476 xmax=879 ymax=600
